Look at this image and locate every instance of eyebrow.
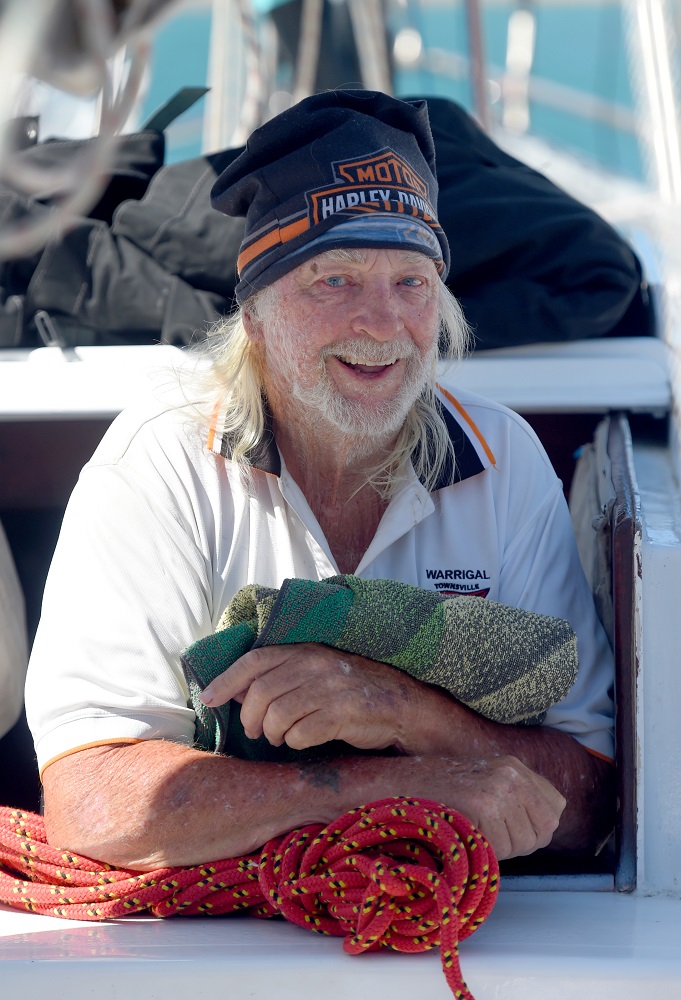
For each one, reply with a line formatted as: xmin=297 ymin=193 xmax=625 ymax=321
xmin=309 ymin=249 xmax=435 ymax=272
xmin=310 ymin=250 xmax=364 ymax=273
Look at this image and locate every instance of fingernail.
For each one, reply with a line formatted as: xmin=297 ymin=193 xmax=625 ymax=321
xmin=201 ymin=686 xmax=214 ymax=705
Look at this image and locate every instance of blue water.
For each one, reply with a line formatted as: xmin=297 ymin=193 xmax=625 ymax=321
xmin=138 ymin=11 xmax=212 ymax=163
xmin=393 ymin=4 xmax=644 ymax=180
xmin=139 ymin=4 xmax=644 ymax=182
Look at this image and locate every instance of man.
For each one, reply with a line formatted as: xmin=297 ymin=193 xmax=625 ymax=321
xmin=25 ymin=91 xmax=614 ymax=870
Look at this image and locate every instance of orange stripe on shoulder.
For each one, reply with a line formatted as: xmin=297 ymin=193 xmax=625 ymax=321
xmin=586 ymin=747 xmax=615 ymax=765
xmin=437 ymin=385 xmax=497 ymax=468
xmin=207 ymin=399 xmax=223 ymax=454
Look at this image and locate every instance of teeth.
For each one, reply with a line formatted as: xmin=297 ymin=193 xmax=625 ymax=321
xmin=339 ymin=355 xmax=397 ymax=366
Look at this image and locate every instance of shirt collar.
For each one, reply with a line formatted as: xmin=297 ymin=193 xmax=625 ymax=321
xmin=209 ymin=402 xmax=281 ymax=475
xmin=208 ymin=386 xmax=495 ymax=489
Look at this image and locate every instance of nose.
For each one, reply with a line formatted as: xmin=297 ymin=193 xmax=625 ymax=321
xmin=351 ymin=282 xmax=404 ymax=342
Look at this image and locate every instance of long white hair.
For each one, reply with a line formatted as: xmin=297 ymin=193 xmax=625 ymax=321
xmin=182 ymin=259 xmax=471 ymax=495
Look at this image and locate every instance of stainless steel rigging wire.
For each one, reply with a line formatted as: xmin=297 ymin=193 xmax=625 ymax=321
xmin=0 ymin=0 xmax=179 ymax=260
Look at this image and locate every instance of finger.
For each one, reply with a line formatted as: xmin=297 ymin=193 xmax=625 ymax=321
xmin=243 ymin=683 xmax=315 ymax=743
xmin=234 ymin=644 xmax=362 ymax=731
xmin=201 ymin=645 xmax=300 ymax=707
xmin=475 ymin=796 xmax=549 ymax=860
xmin=280 ymin=708 xmax=341 ymax=751
xmin=474 ymin=815 xmax=513 ymax=861
xmin=468 ymin=759 xmax=565 ymax=859
xmin=503 ymin=805 xmax=548 ymax=858
xmin=239 ymin=650 xmax=335 ymax=737
xmin=527 ymin=799 xmax=564 ymax=853
xmin=468 ymin=789 xmax=537 ymax=860
xmin=507 ymin=785 xmax=564 ymax=856
xmin=541 ymin=781 xmax=568 ymax=818
xmin=521 ymin=773 xmax=566 ymax=851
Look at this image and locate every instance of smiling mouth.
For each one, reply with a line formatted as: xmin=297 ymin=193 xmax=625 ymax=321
xmin=336 ymin=354 xmax=400 ymax=374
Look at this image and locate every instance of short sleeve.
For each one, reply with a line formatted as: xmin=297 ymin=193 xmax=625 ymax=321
xmin=26 ymin=409 xmax=221 ymax=772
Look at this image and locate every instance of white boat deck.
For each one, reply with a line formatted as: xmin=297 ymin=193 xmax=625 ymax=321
xmin=0 ymin=336 xmax=671 ymax=420
xmin=442 ymin=336 xmax=671 ymax=414
xmin=2 ymin=891 xmax=680 ymax=999
xmin=2 ymin=336 xmax=680 ymax=994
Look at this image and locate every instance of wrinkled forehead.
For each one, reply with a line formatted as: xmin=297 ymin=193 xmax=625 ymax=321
xmin=248 ymin=246 xmax=440 ymax=320
xmin=306 ymin=247 xmax=439 ymax=272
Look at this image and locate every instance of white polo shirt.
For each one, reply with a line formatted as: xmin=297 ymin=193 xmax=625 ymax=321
xmin=26 ymin=385 xmax=614 ymax=772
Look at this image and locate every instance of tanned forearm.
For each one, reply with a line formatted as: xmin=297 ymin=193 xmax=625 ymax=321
xmin=399 ymin=681 xmax=615 ymax=854
xmin=44 ymin=741 xmax=356 ymax=869
xmin=41 ymin=742 xmax=445 ymax=869
xmin=42 ymin=660 xmax=611 ymax=869
xmin=42 ymin=736 xmax=567 ymax=870
xmin=201 ymin=643 xmax=614 ymax=856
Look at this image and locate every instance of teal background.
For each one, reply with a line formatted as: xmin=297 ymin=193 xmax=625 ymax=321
xmin=139 ymin=2 xmax=645 ymax=182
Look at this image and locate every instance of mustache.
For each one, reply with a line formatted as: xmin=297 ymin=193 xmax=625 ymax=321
xmin=320 ymin=339 xmax=417 ymax=365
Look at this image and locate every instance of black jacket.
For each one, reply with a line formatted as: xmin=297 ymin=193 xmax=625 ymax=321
xmin=0 ymin=97 xmax=652 ymax=350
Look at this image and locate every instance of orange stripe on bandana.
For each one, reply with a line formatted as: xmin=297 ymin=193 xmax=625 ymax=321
xmin=238 ymin=217 xmax=310 ymax=273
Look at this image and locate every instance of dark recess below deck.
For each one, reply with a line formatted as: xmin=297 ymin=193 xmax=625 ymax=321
xmin=0 ymin=410 xmax=660 ymax=873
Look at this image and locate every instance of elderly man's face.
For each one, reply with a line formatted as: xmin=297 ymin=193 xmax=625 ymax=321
xmin=249 ymin=248 xmax=440 ymax=442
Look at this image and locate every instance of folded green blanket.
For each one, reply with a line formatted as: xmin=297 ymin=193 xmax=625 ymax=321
xmin=181 ymin=575 xmax=577 ymax=762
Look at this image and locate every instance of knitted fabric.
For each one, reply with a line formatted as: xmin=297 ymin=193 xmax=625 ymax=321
xmin=0 ymin=797 xmax=498 ymax=1000
xmin=210 ymin=90 xmax=450 ymax=303
xmin=182 ymin=575 xmax=578 ymax=759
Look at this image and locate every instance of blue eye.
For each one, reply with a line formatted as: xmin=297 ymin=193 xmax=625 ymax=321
xmin=400 ymin=276 xmax=423 ymax=286
xmin=324 ymin=275 xmax=346 ymax=287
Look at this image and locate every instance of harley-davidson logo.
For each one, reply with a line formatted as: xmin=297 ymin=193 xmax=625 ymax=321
xmin=336 ymin=151 xmax=429 ymax=198
xmin=306 ymin=147 xmax=437 ymax=227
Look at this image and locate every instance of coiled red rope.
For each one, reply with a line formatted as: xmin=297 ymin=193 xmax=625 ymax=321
xmin=0 ymin=796 xmax=499 ymax=999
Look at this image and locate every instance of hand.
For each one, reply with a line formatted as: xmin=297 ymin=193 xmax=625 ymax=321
xmin=200 ymin=642 xmax=420 ymax=751
xmin=421 ymin=754 xmax=567 ymax=859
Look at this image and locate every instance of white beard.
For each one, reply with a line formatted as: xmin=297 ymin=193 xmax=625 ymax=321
xmin=263 ymin=315 xmax=437 ymax=448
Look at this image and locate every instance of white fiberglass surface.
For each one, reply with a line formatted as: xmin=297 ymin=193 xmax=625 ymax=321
xmin=1 ymin=893 xmax=681 ymax=999
xmin=0 ymin=336 xmax=671 ymax=421
xmin=0 ymin=345 xmax=188 ymax=420
xmin=439 ymin=337 xmax=671 ymax=415
xmin=633 ymin=442 xmax=681 ymax=894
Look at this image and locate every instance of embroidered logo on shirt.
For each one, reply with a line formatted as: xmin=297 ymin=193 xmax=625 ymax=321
xmin=424 ymin=568 xmax=491 ymax=599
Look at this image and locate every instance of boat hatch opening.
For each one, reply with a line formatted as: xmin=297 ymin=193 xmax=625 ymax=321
xmin=0 ymin=343 xmax=661 ymax=892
